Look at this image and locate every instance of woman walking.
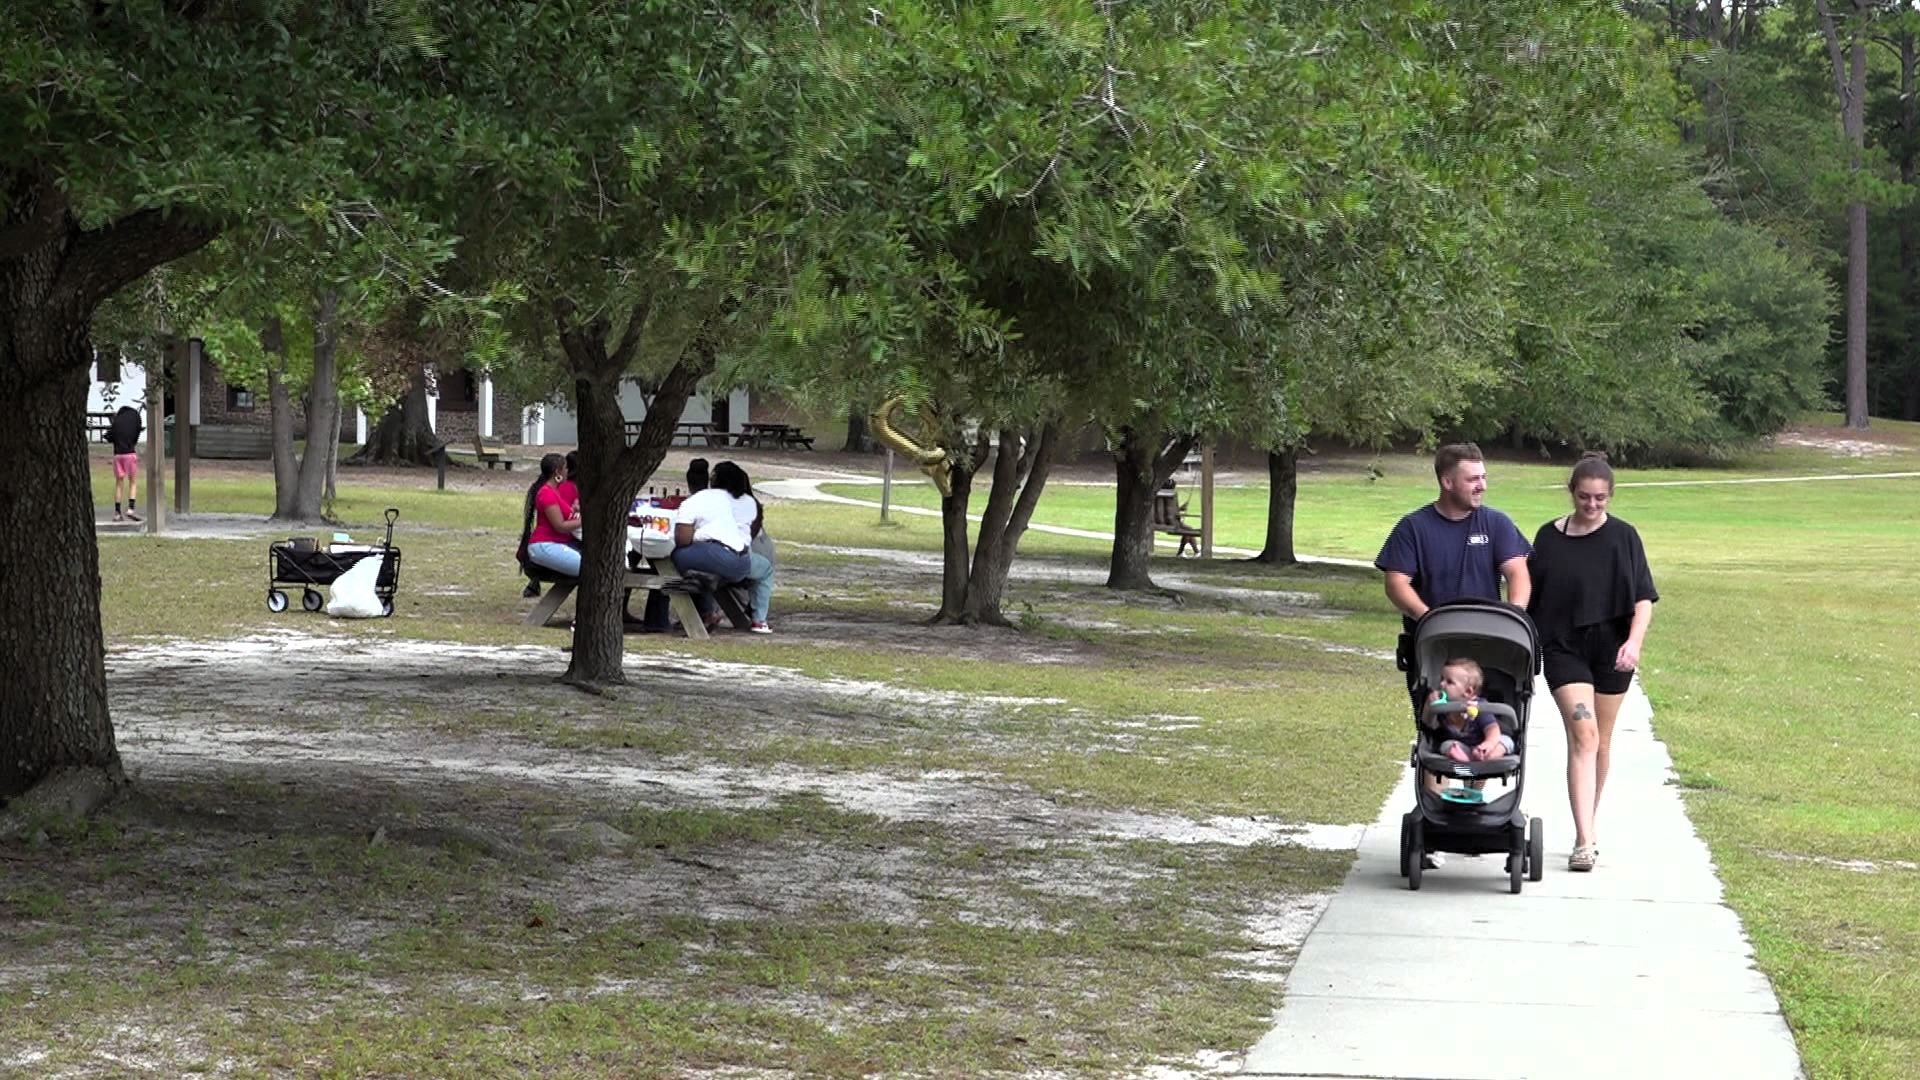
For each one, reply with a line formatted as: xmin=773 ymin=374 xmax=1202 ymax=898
xmin=1526 ymin=453 xmax=1658 ymax=872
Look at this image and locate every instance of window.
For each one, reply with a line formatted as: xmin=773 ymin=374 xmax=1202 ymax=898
xmin=228 ymin=386 xmax=256 ymax=411
xmin=437 ymin=369 xmax=480 ymax=413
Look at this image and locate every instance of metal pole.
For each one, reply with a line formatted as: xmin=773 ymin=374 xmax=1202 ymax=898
xmin=1200 ymin=442 xmax=1215 ymax=559
xmin=881 ymin=448 xmax=894 ymax=522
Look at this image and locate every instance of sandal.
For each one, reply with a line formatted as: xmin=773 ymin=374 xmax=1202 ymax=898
xmin=1568 ymin=844 xmax=1597 ymax=872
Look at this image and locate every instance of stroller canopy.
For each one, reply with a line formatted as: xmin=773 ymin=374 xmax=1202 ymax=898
xmin=1412 ymin=601 xmax=1540 ymax=691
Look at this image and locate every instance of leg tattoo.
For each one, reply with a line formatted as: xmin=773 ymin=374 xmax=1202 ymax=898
xmin=1573 ymin=702 xmax=1593 ymax=722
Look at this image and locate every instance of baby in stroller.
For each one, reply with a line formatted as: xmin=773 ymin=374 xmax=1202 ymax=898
xmin=1425 ymin=659 xmax=1514 ymax=765
xmin=1398 ymin=600 xmax=1545 ymax=893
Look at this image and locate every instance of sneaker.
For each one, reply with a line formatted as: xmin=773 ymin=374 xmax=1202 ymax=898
xmin=1420 ymin=851 xmax=1445 ymax=870
xmin=113 ymin=511 xmax=124 ymax=522
xmin=123 ymin=509 xmax=142 ymax=523
xmin=522 ymin=581 xmax=542 ymax=598
xmin=749 ymin=621 xmax=772 ymax=634
xmin=704 ymin=611 xmax=725 ymax=630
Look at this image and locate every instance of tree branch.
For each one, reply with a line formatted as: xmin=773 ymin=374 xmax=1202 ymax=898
xmin=1813 ymin=0 xmax=1855 ymax=107
xmin=54 ymin=209 xmax=219 ymax=315
xmin=0 ymin=173 xmax=68 ymax=262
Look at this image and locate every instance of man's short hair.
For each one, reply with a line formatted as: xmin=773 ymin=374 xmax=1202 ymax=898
xmin=1434 ymin=442 xmax=1484 ymax=482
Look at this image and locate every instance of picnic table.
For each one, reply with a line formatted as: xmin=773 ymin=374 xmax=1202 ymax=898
xmin=522 ymin=524 xmax=750 ymax=637
xmin=621 ymin=420 xmax=733 ymax=448
xmin=733 ymin=422 xmax=815 ymax=450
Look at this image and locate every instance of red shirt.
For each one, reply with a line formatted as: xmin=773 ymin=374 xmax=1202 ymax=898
xmin=529 ymin=484 xmax=575 ymax=545
xmin=557 ymin=480 xmax=579 ymax=513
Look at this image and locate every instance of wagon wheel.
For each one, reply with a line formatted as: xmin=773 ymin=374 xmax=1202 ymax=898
xmin=266 ymin=590 xmax=288 ymax=613
xmin=302 ymin=589 xmax=325 ymax=612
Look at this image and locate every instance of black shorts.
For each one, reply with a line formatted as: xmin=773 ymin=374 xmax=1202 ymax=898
xmin=1542 ymin=624 xmax=1634 ymax=695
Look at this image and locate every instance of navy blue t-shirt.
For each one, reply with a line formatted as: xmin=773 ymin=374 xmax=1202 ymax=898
xmin=1375 ymin=504 xmax=1530 ymax=628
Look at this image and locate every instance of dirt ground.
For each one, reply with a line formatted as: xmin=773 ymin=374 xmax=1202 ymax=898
xmin=4 ymin=511 xmax=1374 ymax=1076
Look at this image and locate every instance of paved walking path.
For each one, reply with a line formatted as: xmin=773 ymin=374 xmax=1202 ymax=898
xmin=1240 ymin=677 xmax=1804 ymax=1080
xmin=764 ymin=473 xmax=1804 ymax=1076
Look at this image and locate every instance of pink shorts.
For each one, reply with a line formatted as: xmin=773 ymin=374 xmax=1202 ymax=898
xmin=112 ymin=453 xmax=138 ymax=479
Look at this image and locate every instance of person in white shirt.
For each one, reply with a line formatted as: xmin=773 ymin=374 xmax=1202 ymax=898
xmin=670 ymin=461 xmax=754 ymax=627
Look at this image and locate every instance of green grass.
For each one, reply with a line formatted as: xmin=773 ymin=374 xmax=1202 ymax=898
xmin=839 ymin=427 xmax=1920 ymax=1078
xmin=56 ymin=420 xmax=1920 ymax=1076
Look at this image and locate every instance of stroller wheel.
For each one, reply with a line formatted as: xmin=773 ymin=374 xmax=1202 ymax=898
xmin=381 ymin=599 xmax=395 ymax=618
xmin=1398 ymin=812 xmax=1414 ymax=878
xmin=1407 ymin=820 xmax=1424 ymax=891
xmin=266 ymin=589 xmax=288 ymax=613
xmin=302 ymin=589 xmax=325 ymax=612
xmin=1528 ymin=817 xmax=1545 ymax=882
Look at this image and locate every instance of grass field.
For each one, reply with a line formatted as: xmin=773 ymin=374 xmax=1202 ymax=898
xmin=30 ymin=419 xmax=1920 ymax=1077
xmin=823 ymin=422 xmax=1920 ymax=1078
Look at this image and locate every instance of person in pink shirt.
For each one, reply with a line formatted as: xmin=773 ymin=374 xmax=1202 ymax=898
xmin=521 ymin=454 xmax=582 ymax=577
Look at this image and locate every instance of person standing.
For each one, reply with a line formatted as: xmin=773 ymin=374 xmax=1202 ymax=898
xmin=1526 ymin=452 xmax=1657 ymax=872
xmin=107 ymin=405 xmax=144 ymax=523
xmin=1376 ymin=442 xmax=1533 ymax=716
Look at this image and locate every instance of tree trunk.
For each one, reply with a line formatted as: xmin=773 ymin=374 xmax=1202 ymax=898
xmin=843 ymin=412 xmax=869 ymax=453
xmin=1253 ymin=444 xmax=1300 ymax=565
xmin=933 ymin=467 xmax=977 ymax=624
xmin=961 ymin=422 xmax=1060 ymax=625
xmin=930 ymin=422 xmax=991 ymax=623
xmin=264 ymin=320 xmax=303 ymax=519
xmin=287 ymin=290 xmax=341 ymax=522
xmin=557 ymin=303 xmax=715 ymax=687
xmin=350 ymin=369 xmax=441 ymax=465
xmin=1106 ymin=428 xmax=1195 ymax=590
xmin=1817 ymin=0 xmax=1873 ymax=428
xmin=0 ymin=170 xmax=213 ymax=802
xmin=1898 ymin=32 xmax=1918 ymax=423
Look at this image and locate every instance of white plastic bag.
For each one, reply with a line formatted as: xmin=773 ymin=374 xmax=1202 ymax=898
xmin=326 ymin=553 xmax=386 ymax=618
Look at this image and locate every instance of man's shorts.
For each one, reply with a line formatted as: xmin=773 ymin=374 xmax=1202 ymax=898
xmin=1542 ymin=624 xmax=1634 ymax=696
xmin=112 ymin=453 xmax=138 ymax=480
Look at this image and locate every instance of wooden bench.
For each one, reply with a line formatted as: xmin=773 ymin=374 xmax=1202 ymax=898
xmin=780 ymin=429 xmax=815 ymax=450
xmin=1152 ymin=488 xmax=1201 ymax=557
xmin=471 ymin=433 xmax=515 ymax=470
xmin=523 ymin=558 xmax=750 ymax=638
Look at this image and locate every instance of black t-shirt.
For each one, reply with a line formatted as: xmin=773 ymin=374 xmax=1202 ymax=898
xmin=1525 ymin=516 xmax=1658 ymax=644
xmin=107 ymin=408 xmax=142 ymax=455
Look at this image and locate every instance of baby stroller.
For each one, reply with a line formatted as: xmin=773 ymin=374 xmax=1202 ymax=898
xmin=1396 ymin=599 xmax=1545 ymax=894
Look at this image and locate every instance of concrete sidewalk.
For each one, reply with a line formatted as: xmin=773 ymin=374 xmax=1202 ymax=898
xmin=1241 ymin=678 xmax=1804 ymax=1080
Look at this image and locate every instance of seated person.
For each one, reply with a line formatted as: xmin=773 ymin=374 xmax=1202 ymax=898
xmin=666 ymin=460 xmax=754 ymax=628
xmin=1425 ymin=658 xmax=1513 ymax=763
xmin=745 ymin=496 xmax=776 ymax=634
xmin=525 ymin=450 xmax=583 ymax=598
xmin=521 ymin=453 xmax=582 ymax=578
